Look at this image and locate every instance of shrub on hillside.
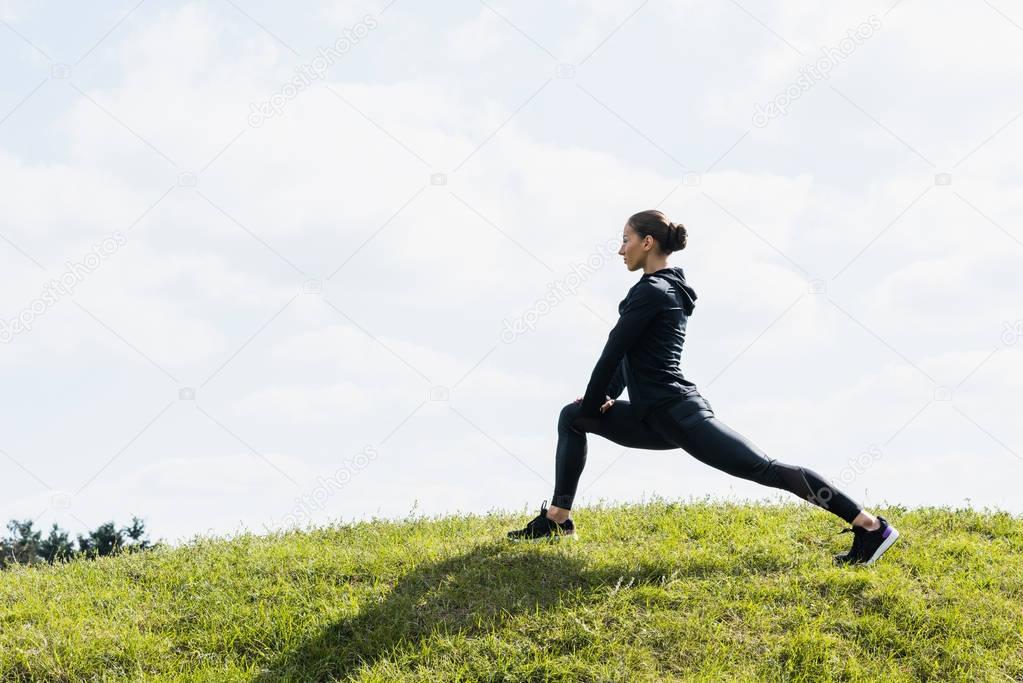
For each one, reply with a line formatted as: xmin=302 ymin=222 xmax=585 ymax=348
xmin=0 ymin=516 xmax=154 ymax=569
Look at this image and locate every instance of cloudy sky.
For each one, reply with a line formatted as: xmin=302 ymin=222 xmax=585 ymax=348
xmin=2 ymin=0 xmax=1021 ymax=544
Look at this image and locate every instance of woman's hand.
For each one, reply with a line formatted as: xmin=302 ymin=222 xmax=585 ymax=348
xmin=574 ymin=395 xmax=616 ymax=413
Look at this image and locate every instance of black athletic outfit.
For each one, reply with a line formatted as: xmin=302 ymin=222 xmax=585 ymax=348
xmin=553 ymin=266 xmax=863 ymax=524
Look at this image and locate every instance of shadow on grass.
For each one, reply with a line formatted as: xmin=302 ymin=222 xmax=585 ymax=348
xmin=251 ymin=539 xmax=665 ymax=682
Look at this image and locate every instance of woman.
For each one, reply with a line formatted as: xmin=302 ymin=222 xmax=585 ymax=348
xmin=507 ymin=210 xmax=901 ymax=566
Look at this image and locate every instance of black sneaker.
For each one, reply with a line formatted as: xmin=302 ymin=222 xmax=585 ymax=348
xmin=834 ymin=516 xmax=900 ymax=566
xmin=507 ymin=499 xmax=577 ymax=542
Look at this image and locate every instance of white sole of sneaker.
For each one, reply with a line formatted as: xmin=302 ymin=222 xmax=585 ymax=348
xmin=863 ymin=526 xmax=900 ymax=565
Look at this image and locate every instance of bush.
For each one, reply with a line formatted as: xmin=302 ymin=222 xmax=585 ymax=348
xmin=0 ymin=516 xmax=154 ymax=570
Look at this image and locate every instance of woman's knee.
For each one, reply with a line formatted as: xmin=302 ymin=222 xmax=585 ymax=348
xmin=559 ymin=401 xmax=596 ymax=435
xmin=559 ymin=401 xmax=581 ymax=429
xmin=755 ymin=459 xmax=818 ymax=493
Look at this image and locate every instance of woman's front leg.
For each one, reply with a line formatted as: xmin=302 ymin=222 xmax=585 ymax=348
xmin=552 ymin=400 xmax=675 ymax=515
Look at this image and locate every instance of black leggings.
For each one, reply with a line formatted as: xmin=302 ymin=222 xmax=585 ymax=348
xmin=552 ymin=394 xmax=863 ymax=524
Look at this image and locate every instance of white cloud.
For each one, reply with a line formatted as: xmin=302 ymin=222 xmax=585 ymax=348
xmin=445 ymin=9 xmax=511 ymax=62
xmin=233 ymin=381 xmax=375 ymax=424
xmin=0 ymin=0 xmax=25 ymax=21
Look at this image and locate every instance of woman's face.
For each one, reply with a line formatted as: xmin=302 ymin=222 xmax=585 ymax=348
xmin=618 ymin=223 xmax=647 ymax=271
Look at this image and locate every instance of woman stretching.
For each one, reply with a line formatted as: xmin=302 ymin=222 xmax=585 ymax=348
xmin=507 ymin=210 xmax=901 ymax=566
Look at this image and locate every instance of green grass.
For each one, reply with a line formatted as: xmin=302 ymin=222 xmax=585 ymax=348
xmin=2 ymin=498 xmax=1022 ymax=682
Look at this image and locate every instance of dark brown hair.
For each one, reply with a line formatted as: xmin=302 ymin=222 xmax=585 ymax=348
xmin=627 ymin=209 xmax=688 ymax=255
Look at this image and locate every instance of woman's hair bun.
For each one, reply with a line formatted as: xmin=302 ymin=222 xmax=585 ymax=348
xmin=668 ymin=221 xmax=688 ymax=252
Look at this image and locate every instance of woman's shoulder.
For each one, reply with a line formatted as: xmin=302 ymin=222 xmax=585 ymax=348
xmin=619 ymin=278 xmax=673 ymax=313
xmin=630 ymin=275 xmax=674 ymax=300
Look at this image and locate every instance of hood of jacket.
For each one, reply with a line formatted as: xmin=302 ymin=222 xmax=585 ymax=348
xmin=643 ymin=266 xmax=697 ymax=315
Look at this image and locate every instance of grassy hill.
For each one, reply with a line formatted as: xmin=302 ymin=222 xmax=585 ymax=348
xmin=1 ymin=499 xmax=1022 ymax=682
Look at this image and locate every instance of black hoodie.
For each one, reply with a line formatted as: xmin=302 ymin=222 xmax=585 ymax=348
xmin=579 ymin=266 xmax=699 ymax=421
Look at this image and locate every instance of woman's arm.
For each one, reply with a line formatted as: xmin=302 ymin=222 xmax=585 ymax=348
xmin=605 ymin=359 xmax=626 ymax=400
xmin=578 ymin=283 xmax=663 ymax=417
